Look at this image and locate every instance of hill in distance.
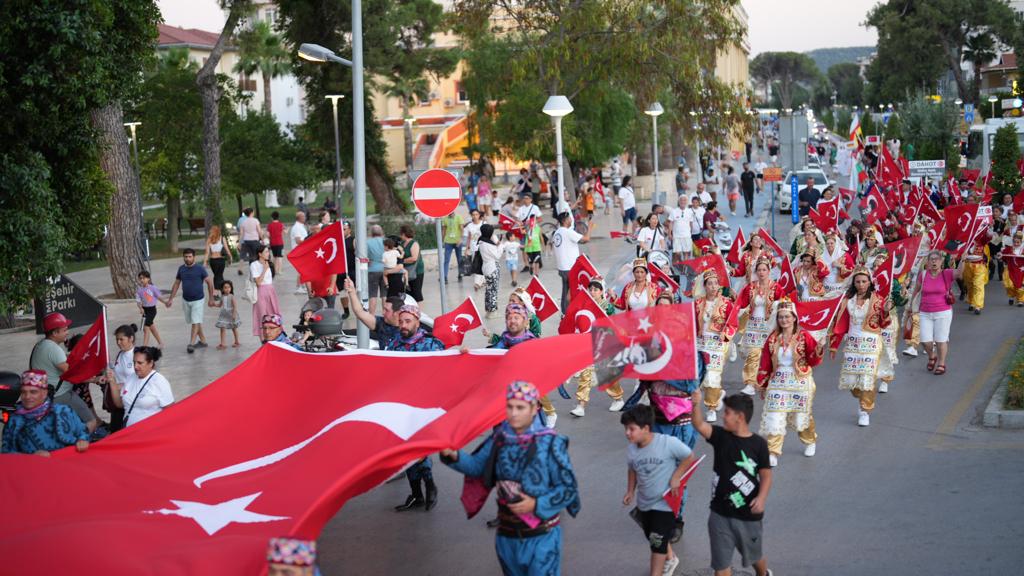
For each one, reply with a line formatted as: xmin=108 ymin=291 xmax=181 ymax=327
xmin=805 ymin=46 xmax=875 ymax=75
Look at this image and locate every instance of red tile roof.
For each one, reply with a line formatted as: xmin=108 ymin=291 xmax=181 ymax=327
xmin=981 ymin=53 xmax=1017 ymax=73
xmin=157 ymin=23 xmax=223 ymax=50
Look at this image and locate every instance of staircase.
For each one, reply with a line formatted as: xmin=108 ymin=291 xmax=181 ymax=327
xmin=412 ymin=143 xmax=433 ymax=171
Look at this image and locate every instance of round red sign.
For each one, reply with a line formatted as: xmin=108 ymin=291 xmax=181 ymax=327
xmin=412 ymin=169 xmax=462 ymax=218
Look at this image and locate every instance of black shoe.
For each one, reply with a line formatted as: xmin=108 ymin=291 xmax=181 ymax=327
xmin=671 ymin=520 xmax=685 ymax=543
xmin=1011 ymin=299 xmax=1016 ymax=306
xmin=959 ymin=291 xmax=966 ymax=301
xmin=424 ymin=479 xmax=438 ymax=511
xmin=342 ymin=309 xmax=350 ymax=320
xmin=186 ymin=344 xmax=195 ymax=354
xmin=394 ymin=495 xmax=425 ymax=511
xmin=237 ymin=269 xmax=244 ymax=276
xmin=486 ymin=517 xmax=501 ymax=529
xmin=974 ymin=308 xmax=981 ymax=315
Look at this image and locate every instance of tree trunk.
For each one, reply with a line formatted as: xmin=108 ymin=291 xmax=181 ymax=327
xmin=91 ymin=101 xmax=145 ymax=299
xmin=636 ymin=134 xmax=653 ymax=176
xmin=940 ymin=37 xmax=969 ymax=102
xmin=252 ymin=192 xmax=260 ymax=219
xmin=167 ymin=195 xmax=181 ymax=253
xmin=197 ymin=5 xmax=244 ymax=231
xmin=263 ymin=71 xmax=272 ymax=114
xmin=235 ymin=195 xmax=243 ymax=221
xmin=367 ymin=162 xmax=404 ymax=214
xmin=0 ymin=312 xmax=14 ymax=330
xmin=402 ymin=99 xmax=413 ymax=187
xmin=670 ymin=123 xmax=686 ymax=167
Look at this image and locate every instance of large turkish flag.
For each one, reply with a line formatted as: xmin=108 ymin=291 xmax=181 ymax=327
xmin=0 ymin=337 xmax=593 ymax=575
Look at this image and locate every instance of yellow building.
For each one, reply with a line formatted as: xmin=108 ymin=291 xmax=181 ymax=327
xmin=714 ymin=4 xmax=751 ymax=158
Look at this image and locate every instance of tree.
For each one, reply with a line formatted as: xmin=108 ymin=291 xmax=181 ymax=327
xmin=234 ymin=20 xmax=290 ymax=114
xmin=899 ymin=94 xmax=960 ymax=165
xmin=827 ymin=63 xmax=864 ymax=106
xmin=990 ymin=124 xmax=1022 ymax=201
xmin=884 ymin=111 xmax=902 ymax=142
xmin=750 ymin=52 xmax=821 ymax=110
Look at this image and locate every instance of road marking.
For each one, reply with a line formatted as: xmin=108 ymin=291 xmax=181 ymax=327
xmin=927 ymin=337 xmax=1015 ymax=450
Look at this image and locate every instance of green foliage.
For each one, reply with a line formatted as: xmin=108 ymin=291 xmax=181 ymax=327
xmin=234 ymin=20 xmax=290 ymax=112
xmin=898 ymin=95 xmax=960 ymax=164
xmin=750 ymin=52 xmax=821 ymax=110
xmin=1006 ymin=338 xmax=1024 ymax=410
xmin=827 ymin=63 xmax=864 ymax=106
xmin=990 ymin=124 xmax=1022 ymax=200
xmin=884 ymin=112 xmax=902 ymax=142
xmin=221 ymin=111 xmax=321 ymax=201
xmin=861 ymin=112 xmax=878 ymax=141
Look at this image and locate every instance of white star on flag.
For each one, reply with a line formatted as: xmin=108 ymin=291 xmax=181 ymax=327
xmin=800 ymin=315 xmax=810 ymax=323
xmin=637 ymin=317 xmax=653 ymax=333
xmin=144 ymin=492 xmax=289 ymax=536
xmin=449 ymin=323 xmax=461 ymax=333
xmin=315 ymin=247 xmax=325 ymax=259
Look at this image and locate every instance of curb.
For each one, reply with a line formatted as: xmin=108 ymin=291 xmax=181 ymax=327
xmin=983 ymin=375 xmax=1024 ymax=428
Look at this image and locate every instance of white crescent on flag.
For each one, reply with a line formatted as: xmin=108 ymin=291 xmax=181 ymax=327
xmin=632 ymin=331 xmax=673 ymax=375
xmin=321 ymin=237 xmax=339 ymax=264
xmin=452 ymin=313 xmax=475 ymax=333
xmin=575 ymin=309 xmax=596 ymax=333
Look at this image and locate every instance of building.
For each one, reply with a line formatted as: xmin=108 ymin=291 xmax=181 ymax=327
xmin=714 ymin=4 xmax=751 ymax=157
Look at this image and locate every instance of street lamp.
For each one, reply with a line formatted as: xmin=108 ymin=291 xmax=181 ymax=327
xmin=989 ymin=94 xmax=999 ymax=118
xmin=325 ymin=95 xmax=345 ymax=212
xmin=404 ymin=116 xmax=416 ymax=188
xmin=298 ymin=37 xmax=370 ymax=348
xmin=542 ymin=95 xmax=573 ymax=217
xmin=645 ymin=102 xmax=665 ymax=205
xmin=123 ymin=121 xmax=148 ymax=267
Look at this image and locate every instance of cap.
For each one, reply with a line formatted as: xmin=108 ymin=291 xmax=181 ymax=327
xmin=505 ymin=303 xmax=529 ymax=319
xmin=42 ymin=312 xmax=72 ymax=333
xmin=507 ymin=380 xmax=539 ymax=404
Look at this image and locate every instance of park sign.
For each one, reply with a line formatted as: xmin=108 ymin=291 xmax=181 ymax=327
xmin=33 ymin=275 xmax=104 ymax=335
xmin=908 ymin=160 xmax=946 ymax=179
xmin=412 ymin=169 xmax=462 ymax=218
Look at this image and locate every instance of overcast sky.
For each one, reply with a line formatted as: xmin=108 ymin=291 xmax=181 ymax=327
xmin=157 ymin=0 xmax=879 ymax=56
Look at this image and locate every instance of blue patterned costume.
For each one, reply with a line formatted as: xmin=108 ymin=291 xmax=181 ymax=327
xmin=2 ymin=402 xmax=88 ymax=454
xmin=488 ymin=330 xmax=537 ymax=350
xmin=444 ymin=415 xmax=580 ymax=576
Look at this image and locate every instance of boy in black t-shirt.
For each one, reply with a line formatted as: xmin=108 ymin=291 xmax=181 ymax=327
xmin=691 ymin=388 xmax=773 ymax=576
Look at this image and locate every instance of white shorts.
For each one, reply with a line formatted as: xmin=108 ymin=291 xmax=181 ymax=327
xmin=919 ymin=309 xmax=952 ymax=343
xmin=182 ymin=298 xmax=206 ymax=325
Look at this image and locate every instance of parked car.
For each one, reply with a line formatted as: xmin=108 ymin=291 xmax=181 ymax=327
xmin=777 ymin=169 xmax=830 ymax=213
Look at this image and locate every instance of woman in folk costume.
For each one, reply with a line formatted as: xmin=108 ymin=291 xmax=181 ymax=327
xmin=829 ymin=267 xmax=891 ymax=427
xmin=963 ymin=228 xmax=993 ymax=314
xmin=790 ymin=224 xmax=825 ymax=259
xmin=614 ymin=258 xmax=661 ymax=310
xmin=756 ymin=299 xmax=823 ymax=465
xmin=788 ymin=217 xmax=819 ymax=255
xmin=857 ymin=225 xmax=888 ymax=271
xmin=734 ymin=257 xmax=788 ymax=402
xmin=794 ymin=249 xmax=829 ymax=302
xmin=731 ymin=232 xmax=776 ymax=284
xmin=694 ymin=270 xmax=738 ymax=421
xmin=999 ymin=229 xmax=1024 ymax=306
xmin=821 ymin=231 xmax=854 ymax=297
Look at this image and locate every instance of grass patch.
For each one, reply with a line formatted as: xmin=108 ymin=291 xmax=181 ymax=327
xmin=63 ymin=234 xmax=208 ymax=274
xmin=143 ymin=188 xmax=383 ymax=228
xmin=1007 ymin=338 xmax=1024 ymax=410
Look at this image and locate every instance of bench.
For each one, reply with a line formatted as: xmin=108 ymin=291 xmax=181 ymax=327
xmin=187 ymin=218 xmax=206 ymax=235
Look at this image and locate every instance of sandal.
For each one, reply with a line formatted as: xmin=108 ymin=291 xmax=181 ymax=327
xmin=216 ymin=344 xmax=226 ymax=350
xmin=934 ymin=364 xmax=946 ymax=376
xmin=927 ymin=357 xmax=937 ymax=372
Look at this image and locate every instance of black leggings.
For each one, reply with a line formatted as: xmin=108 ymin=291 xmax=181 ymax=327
xmin=407 ymin=274 xmax=425 ymax=302
xmin=742 ymin=188 xmax=755 ymax=215
xmin=209 ymin=257 xmax=226 ymax=291
xmin=386 ymin=273 xmax=406 ymax=298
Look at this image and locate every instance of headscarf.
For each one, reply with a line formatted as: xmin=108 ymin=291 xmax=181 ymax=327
xmin=505 ymin=303 xmax=528 ymax=319
xmin=506 ymin=380 xmax=539 ymax=403
xmin=21 ymin=370 xmax=47 ymax=389
xmin=398 ymin=304 xmax=421 ymax=320
xmin=479 ymin=223 xmax=495 ymax=244
xmin=16 ymin=370 xmax=51 ymax=422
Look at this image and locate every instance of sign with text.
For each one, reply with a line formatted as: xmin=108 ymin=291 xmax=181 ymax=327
xmin=865 ymin=135 xmax=881 ymax=145
xmin=33 ymin=275 xmax=105 ymax=334
xmin=908 ymin=160 xmax=946 ymax=178
xmin=790 ymin=175 xmax=800 ymax=224
xmin=762 ymin=167 xmax=783 ymax=182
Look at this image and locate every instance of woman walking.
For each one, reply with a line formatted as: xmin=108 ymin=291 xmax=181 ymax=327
xmin=105 ymin=347 xmax=174 ymax=428
xmin=478 ymin=224 xmax=503 ymax=318
xmin=734 ymin=259 xmax=787 ymax=401
xmin=756 ymin=299 xmax=823 ymax=465
xmin=910 ymin=251 xmax=961 ymax=376
xmin=1000 ymin=230 xmax=1024 ymax=306
xmin=250 ymin=246 xmax=281 ymax=338
xmin=636 ymin=213 xmax=668 ymax=257
xmin=821 ymin=232 xmax=854 ymax=297
xmin=204 ymin=225 xmax=232 ymax=295
xmin=615 ymin=259 xmax=660 ymax=310
xmin=694 ymin=271 xmax=737 ymax=421
xmin=829 ymin=268 xmax=891 ymax=427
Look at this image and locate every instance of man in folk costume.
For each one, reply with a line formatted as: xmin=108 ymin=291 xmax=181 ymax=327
xmin=441 ymin=381 xmax=581 ymax=576
xmin=694 ymin=270 xmax=738 ymax=422
xmin=615 ymin=258 xmax=661 ymax=311
xmin=733 ymin=257 xmax=788 ymax=406
xmin=963 ymin=229 xmax=992 ymax=314
xmin=1000 ymin=230 xmax=1024 ymax=306
xmin=489 ymin=303 xmax=560 ymax=427
xmin=821 ymin=231 xmax=855 ymax=298
xmin=756 ymin=299 xmax=823 ymax=465
xmin=829 ymin=268 xmax=892 ymax=427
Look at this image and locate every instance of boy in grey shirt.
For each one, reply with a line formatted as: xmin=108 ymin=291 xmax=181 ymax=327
xmin=622 ymin=405 xmax=694 ymax=576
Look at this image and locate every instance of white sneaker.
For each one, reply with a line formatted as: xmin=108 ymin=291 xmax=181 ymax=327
xmin=545 ymin=413 xmax=558 ymax=428
xmin=858 ymin=410 xmax=870 ymax=427
xmin=902 ymin=347 xmax=918 ymax=357
xmin=878 ymin=381 xmax=889 ymax=394
xmin=608 ymin=399 xmax=625 ymax=412
xmin=570 ymin=405 xmax=585 ymax=417
xmin=740 ymin=385 xmax=756 ymax=396
xmin=804 ymin=443 xmax=816 ymax=457
xmin=662 ymin=555 xmax=680 ymax=576
xmin=769 ymin=454 xmax=778 ymax=467
xmin=706 ymin=409 xmax=718 ymax=423
xmin=294 ymin=287 xmax=307 ymax=294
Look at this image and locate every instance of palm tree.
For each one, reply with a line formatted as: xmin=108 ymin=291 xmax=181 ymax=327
xmin=383 ymin=76 xmax=429 ymax=182
xmin=234 ymin=21 xmax=290 ymax=113
xmin=963 ymin=32 xmax=997 ymax=105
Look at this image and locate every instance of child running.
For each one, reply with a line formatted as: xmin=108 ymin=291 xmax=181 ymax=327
xmin=622 ymin=405 xmax=694 ymax=576
xmin=501 ymin=231 xmax=522 ymax=287
xmin=135 ymin=270 xmax=169 ymax=347
xmin=212 ymin=280 xmax=241 ymax=349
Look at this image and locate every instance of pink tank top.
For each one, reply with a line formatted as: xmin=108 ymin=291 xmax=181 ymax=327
xmin=919 ymin=269 xmax=953 ymax=313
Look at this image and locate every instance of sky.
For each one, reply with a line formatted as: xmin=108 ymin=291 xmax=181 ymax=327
xmin=156 ymin=0 xmax=879 ymax=56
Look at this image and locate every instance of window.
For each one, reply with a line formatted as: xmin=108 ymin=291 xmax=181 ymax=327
xmin=456 ymin=81 xmax=468 ymax=103
xmin=286 ymin=97 xmax=294 ymax=107
xmin=264 ymin=9 xmax=276 ymax=24
xmin=239 ymin=74 xmax=257 ymax=93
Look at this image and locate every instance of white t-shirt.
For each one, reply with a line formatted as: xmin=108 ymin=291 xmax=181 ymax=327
xmin=382 ymin=249 xmax=401 ymax=270
xmin=618 ymin=186 xmax=636 ymax=210
xmin=668 ymin=207 xmax=692 ymax=240
xmin=517 ymin=204 xmax=542 ymax=222
xmin=289 ymin=222 xmax=308 ymax=250
xmin=636 ymin=226 xmax=667 ymax=252
xmin=240 ymin=217 xmax=262 ymax=242
xmin=691 ymin=207 xmax=706 ymax=234
xmin=502 ymin=241 xmax=521 ymax=261
xmin=479 ymin=241 xmax=503 ymax=276
xmin=552 ymin=226 xmax=584 ymax=271
xmin=463 ymin=221 xmax=483 ymax=253
xmin=121 ymin=370 xmax=174 ymax=427
xmin=111 ymin=349 xmax=134 ymax=387
xmin=250 ymin=260 xmax=273 ymax=282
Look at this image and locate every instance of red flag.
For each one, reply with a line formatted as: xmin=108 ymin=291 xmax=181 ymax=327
xmin=777 ymin=256 xmax=797 ymax=295
xmin=287 ymin=221 xmax=347 ymax=282
xmin=927 ymin=220 xmax=946 ymax=252
xmin=943 ymin=204 xmax=980 ymax=254
xmin=591 ymin=304 xmax=699 ymax=381
xmin=838 ymin=187 xmax=856 ymax=203
xmin=594 ymin=177 xmax=606 ymax=203
xmin=61 ymin=312 xmax=107 ymax=384
xmin=872 ymin=255 xmax=895 ymax=298
xmin=919 ymin=193 xmax=944 ymax=224
xmin=961 ymin=168 xmax=980 ymax=182
xmin=756 ymin=227 xmax=785 ymax=257
xmin=648 ymin=262 xmax=680 ymax=294
xmin=884 ymin=236 xmax=923 ymax=280
xmin=726 ymin=226 xmax=747 ymax=267
xmin=678 ymin=254 xmax=730 ymax=293
xmin=693 ymin=238 xmax=713 ymax=254
xmin=0 ymin=335 xmax=593 ymax=575
xmin=498 ymin=213 xmax=519 ymax=233
xmin=794 ymin=296 xmax=843 ymax=332
xmin=1013 ymin=189 xmax=1024 ymax=214
xmin=609 ymin=230 xmax=630 ymax=239
xmin=430 ymin=297 xmax=482 ymax=348
xmin=568 ymin=254 xmax=599 ymax=298
xmin=899 ymin=193 xmax=923 ymax=225
xmin=525 ymin=276 xmax=560 ymax=321
xmin=863 ymin=185 xmax=890 ymax=225
xmin=1005 ymin=254 xmax=1024 ymax=289
xmin=558 ymin=290 xmax=608 ymax=335
xmin=812 ymin=196 xmax=841 ymax=233
xmin=662 ymin=454 xmax=706 ymax=515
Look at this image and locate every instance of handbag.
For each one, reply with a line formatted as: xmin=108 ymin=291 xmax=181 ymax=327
xmin=244 ymin=276 xmax=257 ymax=302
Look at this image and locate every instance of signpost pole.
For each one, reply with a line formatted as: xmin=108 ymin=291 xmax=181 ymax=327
xmin=435 ymin=219 xmax=448 ymax=315
xmin=771 ymin=181 xmax=776 ymax=237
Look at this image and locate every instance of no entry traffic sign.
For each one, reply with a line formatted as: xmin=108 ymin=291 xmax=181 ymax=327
xmin=412 ymin=169 xmax=462 ymax=218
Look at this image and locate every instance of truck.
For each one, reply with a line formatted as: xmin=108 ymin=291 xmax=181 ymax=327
xmin=965 ymin=117 xmax=1024 ymax=175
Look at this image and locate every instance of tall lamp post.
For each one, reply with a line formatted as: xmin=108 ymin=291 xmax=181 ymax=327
xmin=542 ymin=95 xmax=573 ymax=218
xmin=326 ymin=95 xmax=345 ymax=212
xmin=299 ymin=40 xmax=370 ymax=348
xmin=689 ymin=110 xmax=702 ymax=182
xmin=123 ymin=121 xmax=148 ymax=266
xmin=645 ymin=102 xmax=665 ymax=205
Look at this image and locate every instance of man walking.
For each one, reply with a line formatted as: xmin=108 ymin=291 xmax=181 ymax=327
xmin=797 ymin=176 xmax=820 ymax=218
xmin=290 ymin=211 xmax=309 ymax=294
xmin=553 ymin=212 xmax=593 ymax=311
xmin=441 ymin=210 xmax=465 ymax=283
xmin=167 ymin=248 xmax=216 ymax=353
xmin=740 ymin=163 xmax=757 ymax=218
